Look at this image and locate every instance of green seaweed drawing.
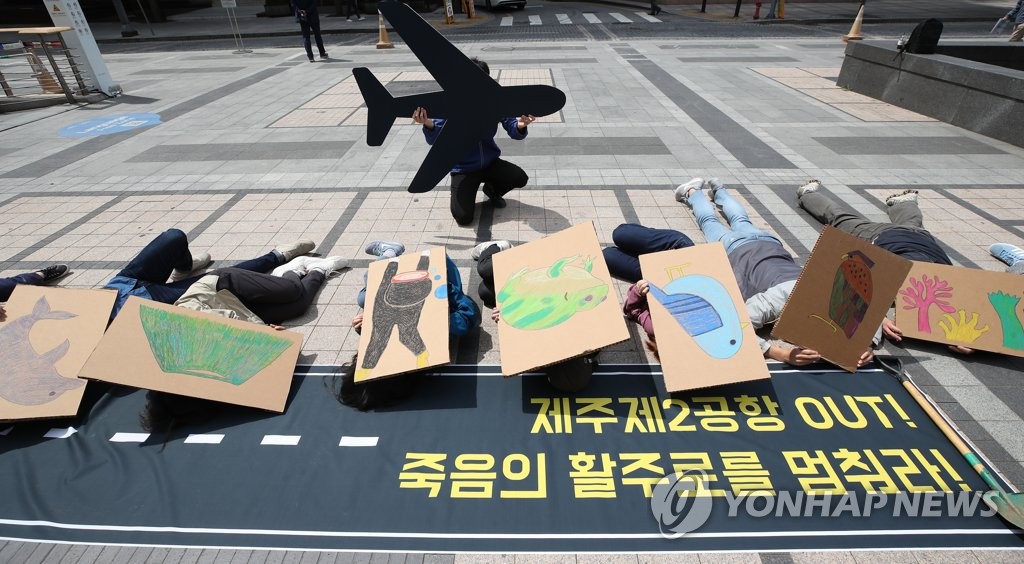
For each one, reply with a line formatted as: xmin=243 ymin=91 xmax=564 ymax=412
xmin=139 ymin=305 xmax=292 ymax=385
xmin=987 ymin=291 xmax=1024 ymax=351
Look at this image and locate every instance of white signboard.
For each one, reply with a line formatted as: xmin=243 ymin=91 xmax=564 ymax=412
xmin=221 ymin=0 xmax=237 ymax=8
xmin=45 ymin=0 xmax=120 ymax=96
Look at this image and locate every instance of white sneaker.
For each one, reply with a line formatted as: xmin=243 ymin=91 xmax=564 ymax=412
xmin=797 ymin=179 xmax=822 ymax=197
xmin=674 ymin=177 xmax=704 ymax=205
xmin=276 ymin=239 xmax=315 ymax=262
xmin=168 ymin=252 xmax=212 ymax=283
xmin=357 ymin=15 xmax=365 ymax=20
xmin=990 ymin=243 xmax=1024 ymax=267
xmin=307 ymin=256 xmax=348 ymax=275
xmin=885 ymin=189 xmax=919 ymax=206
xmin=472 ymin=240 xmax=513 ymax=260
xmin=364 ymin=240 xmax=405 ymax=257
xmin=272 ymin=256 xmax=320 ymax=277
xmin=704 ymin=177 xmax=725 ymax=197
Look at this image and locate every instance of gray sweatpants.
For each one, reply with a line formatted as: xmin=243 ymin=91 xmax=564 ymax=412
xmin=798 ymin=190 xmax=925 ymax=242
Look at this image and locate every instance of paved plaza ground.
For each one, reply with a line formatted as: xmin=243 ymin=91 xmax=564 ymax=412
xmin=1 ymin=2 xmax=1023 ymax=561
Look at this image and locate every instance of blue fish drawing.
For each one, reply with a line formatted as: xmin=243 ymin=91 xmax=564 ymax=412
xmin=648 ymin=274 xmax=743 ymax=359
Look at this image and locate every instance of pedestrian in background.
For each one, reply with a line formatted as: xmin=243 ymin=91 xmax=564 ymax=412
xmin=290 ymin=0 xmax=328 ymax=62
xmin=344 ymin=0 xmax=364 ymax=22
xmin=649 ymin=0 xmax=661 ymax=16
xmin=1001 ymin=0 xmax=1024 ymax=41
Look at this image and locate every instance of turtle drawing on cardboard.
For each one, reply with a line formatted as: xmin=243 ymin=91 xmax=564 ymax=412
xmin=497 ymin=255 xmax=609 ymax=330
xmin=810 ymin=250 xmax=874 ymax=338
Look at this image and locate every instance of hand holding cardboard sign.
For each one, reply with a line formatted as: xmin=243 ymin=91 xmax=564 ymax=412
xmin=412 ymin=107 xmax=434 ymax=130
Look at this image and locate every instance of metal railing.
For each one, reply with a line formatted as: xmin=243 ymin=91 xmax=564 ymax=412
xmin=0 ymin=28 xmax=90 ymax=107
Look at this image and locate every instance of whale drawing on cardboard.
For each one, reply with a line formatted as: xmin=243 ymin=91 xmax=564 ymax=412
xmin=0 ymin=297 xmax=83 ymax=406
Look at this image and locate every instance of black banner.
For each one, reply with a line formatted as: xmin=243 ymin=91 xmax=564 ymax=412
xmin=1 ymin=364 xmax=1021 ymax=552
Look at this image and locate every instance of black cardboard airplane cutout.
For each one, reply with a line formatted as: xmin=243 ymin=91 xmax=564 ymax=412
xmin=353 ymin=1 xmax=567 ymax=194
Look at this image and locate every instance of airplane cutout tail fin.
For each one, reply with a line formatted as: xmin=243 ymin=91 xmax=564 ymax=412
xmin=353 ymin=67 xmax=396 ymax=146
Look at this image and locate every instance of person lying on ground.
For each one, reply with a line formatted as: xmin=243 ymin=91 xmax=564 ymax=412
xmin=336 ymin=241 xmax=482 ymax=410
xmin=795 ymin=180 xmax=977 ymax=354
xmin=621 ymin=178 xmax=874 ymax=368
xmin=0 ymin=264 xmax=70 ymax=302
xmin=478 ymin=239 xmax=600 ymax=391
xmin=102 ymin=228 xmax=316 ymax=320
xmin=173 ymin=256 xmax=347 ymax=327
xmin=602 ymin=223 xmax=694 ymax=283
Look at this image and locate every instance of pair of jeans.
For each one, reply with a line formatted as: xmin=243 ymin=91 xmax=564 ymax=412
xmin=116 ymin=229 xmax=281 ymax=305
xmin=602 ymin=223 xmax=694 ymax=283
xmin=797 ymin=190 xmax=925 ymax=243
xmin=215 ymin=268 xmax=325 ymax=325
xmin=449 ymin=158 xmax=528 ymax=225
xmin=0 ymin=272 xmax=44 ymax=302
xmin=689 ymin=188 xmax=781 ymax=253
xmin=299 ymin=11 xmax=326 ymax=60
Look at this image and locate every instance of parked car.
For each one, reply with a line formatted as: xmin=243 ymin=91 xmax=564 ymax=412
xmin=481 ymin=0 xmax=526 ymax=11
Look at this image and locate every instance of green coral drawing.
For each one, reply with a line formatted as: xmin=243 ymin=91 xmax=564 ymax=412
xmin=497 ymin=255 xmax=609 ymax=330
xmin=139 ymin=305 xmax=292 ymax=385
xmin=987 ymin=291 xmax=1024 ymax=351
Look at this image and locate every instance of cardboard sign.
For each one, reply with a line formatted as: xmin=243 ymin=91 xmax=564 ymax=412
xmin=894 ymin=261 xmax=1024 ymax=357
xmin=640 ymin=243 xmax=771 ymax=392
xmin=79 ymin=297 xmax=302 ymax=412
xmin=355 ymin=247 xmax=450 ymax=382
xmin=772 ymin=226 xmax=912 ymax=372
xmin=0 ymin=286 xmax=115 ymax=421
xmin=494 ymin=222 xmax=629 ymax=376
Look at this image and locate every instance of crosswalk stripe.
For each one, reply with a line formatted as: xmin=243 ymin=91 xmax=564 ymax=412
xmin=110 ymin=432 xmax=150 ymax=443
xmin=184 ymin=434 xmax=224 ymax=444
xmin=261 ymin=435 xmax=301 ymax=446
xmin=339 ymin=436 xmax=379 ymax=447
xmin=496 ymin=12 xmax=664 ymax=26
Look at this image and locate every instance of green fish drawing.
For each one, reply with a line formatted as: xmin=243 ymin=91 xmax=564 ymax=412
xmin=497 ymin=255 xmax=609 ymax=330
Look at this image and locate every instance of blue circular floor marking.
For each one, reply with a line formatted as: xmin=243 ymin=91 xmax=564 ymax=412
xmin=59 ymin=113 xmax=162 ymax=138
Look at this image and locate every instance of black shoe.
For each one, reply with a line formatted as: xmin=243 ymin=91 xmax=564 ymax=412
xmin=308 ymin=57 xmax=315 ymax=63
xmin=482 ymin=184 xmax=506 ymax=208
xmin=320 ymin=52 xmax=329 ymax=59
xmin=38 ymin=264 xmax=69 ymax=283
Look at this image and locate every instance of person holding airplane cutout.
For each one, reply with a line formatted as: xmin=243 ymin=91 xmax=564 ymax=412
xmin=411 ymin=58 xmax=535 ymax=227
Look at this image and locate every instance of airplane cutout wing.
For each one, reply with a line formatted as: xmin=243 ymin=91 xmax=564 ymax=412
xmin=355 ymin=1 xmax=567 ymax=193
xmin=411 ymin=117 xmax=498 ymax=194
xmin=376 ymin=1 xmax=497 ymax=98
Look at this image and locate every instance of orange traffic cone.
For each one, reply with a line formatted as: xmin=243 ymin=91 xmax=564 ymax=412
xmin=843 ymin=2 xmax=866 ymax=43
xmin=376 ymin=12 xmax=393 ymax=49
